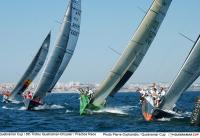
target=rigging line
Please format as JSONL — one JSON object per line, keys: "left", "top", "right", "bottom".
{"left": 137, "top": 6, "right": 147, "bottom": 14}
{"left": 54, "top": 20, "right": 62, "bottom": 25}
{"left": 108, "top": 46, "right": 121, "bottom": 56}
{"left": 179, "top": 33, "right": 195, "bottom": 43}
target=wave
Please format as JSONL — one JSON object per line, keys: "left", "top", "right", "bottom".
{"left": 11, "top": 100, "right": 22, "bottom": 104}
{"left": 65, "top": 109, "right": 72, "bottom": 113}
{"left": 33, "top": 104, "right": 65, "bottom": 111}
{"left": 157, "top": 118, "right": 171, "bottom": 122}
{"left": 2, "top": 106, "right": 23, "bottom": 111}
{"left": 2, "top": 106, "right": 15, "bottom": 110}
{"left": 94, "top": 107, "right": 128, "bottom": 115}
{"left": 18, "top": 106, "right": 27, "bottom": 111}
{"left": 117, "top": 105, "right": 139, "bottom": 111}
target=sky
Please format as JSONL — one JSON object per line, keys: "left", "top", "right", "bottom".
{"left": 0, "top": 0, "right": 200, "bottom": 84}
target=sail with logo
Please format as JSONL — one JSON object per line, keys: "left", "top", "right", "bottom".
{"left": 24, "top": 0, "right": 81, "bottom": 110}
{"left": 80, "top": 0, "right": 172, "bottom": 115}
{"left": 2, "top": 32, "right": 51, "bottom": 103}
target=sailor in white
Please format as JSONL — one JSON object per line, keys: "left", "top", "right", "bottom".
{"left": 160, "top": 87, "right": 166, "bottom": 97}
{"left": 137, "top": 88, "right": 147, "bottom": 103}
{"left": 88, "top": 89, "right": 94, "bottom": 99}
{"left": 139, "top": 88, "right": 146, "bottom": 97}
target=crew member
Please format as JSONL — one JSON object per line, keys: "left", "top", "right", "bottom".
{"left": 24, "top": 91, "right": 33, "bottom": 99}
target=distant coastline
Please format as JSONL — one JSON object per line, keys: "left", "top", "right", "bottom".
{"left": 1, "top": 82, "right": 200, "bottom": 93}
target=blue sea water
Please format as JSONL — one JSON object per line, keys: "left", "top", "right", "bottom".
{"left": 0, "top": 92, "right": 200, "bottom": 132}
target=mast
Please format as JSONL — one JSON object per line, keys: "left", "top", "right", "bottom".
{"left": 160, "top": 35, "right": 200, "bottom": 111}
{"left": 91, "top": 0, "right": 172, "bottom": 107}
{"left": 32, "top": 0, "right": 81, "bottom": 99}
{"left": 8, "top": 32, "right": 51, "bottom": 100}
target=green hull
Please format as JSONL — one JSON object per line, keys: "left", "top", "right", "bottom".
{"left": 80, "top": 94, "right": 103, "bottom": 115}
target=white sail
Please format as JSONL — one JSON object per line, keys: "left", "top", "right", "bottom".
{"left": 48, "top": 0, "right": 81, "bottom": 92}
{"left": 91, "top": 0, "right": 172, "bottom": 107}
{"left": 160, "top": 35, "right": 200, "bottom": 111}
{"left": 8, "top": 32, "right": 51, "bottom": 100}
{"left": 32, "top": 0, "right": 81, "bottom": 99}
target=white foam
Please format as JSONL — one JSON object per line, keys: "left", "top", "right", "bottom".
{"left": 65, "top": 109, "right": 72, "bottom": 113}
{"left": 118, "top": 105, "right": 139, "bottom": 111}
{"left": 94, "top": 107, "right": 128, "bottom": 115}
{"left": 33, "top": 104, "right": 65, "bottom": 110}
{"left": 18, "top": 106, "right": 27, "bottom": 111}
{"left": 2, "top": 106, "right": 15, "bottom": 110}
{"left": 157, "top": 118, "right": 171, "bottom": 121}
{"left": 11, "top": 100, "right": 22, "bottom": 104}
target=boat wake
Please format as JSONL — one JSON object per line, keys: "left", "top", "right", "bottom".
{"left": 94, "top": 107, "right": 129, "bottom": 115}
{"left": 2, "top": 105, "right": 26, "bottom": 111}
{"left": 157, "top": 118, "right": 171, "bottom": 121}
{"left": 2, "top": 106, "right": 16, "bottom": 110}
{"left": 65, "top": 109, "right": 73, "bottom": 113}
{"left": 156, "top": 110, "right": 191, "bottom": 121}
{"left": 118, "top": 105, "right": 139, "bottom": 111}
{"left": 33, "top": 104, "right": 65, "bottom": 110}
{"left": 10, "top": 100, "right": 22, "bottom": 104}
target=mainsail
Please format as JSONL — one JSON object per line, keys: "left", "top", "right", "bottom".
{"left": 48, "top": 1, "right": 81, "bottom": 93}
{"left": 90, "top": 0, "right": 172, "bottom": 107}
{"left": 8, "top": 32, "right": 51, "bottom": 101}
{"left": 32, "top": 0, "right": 81, "bottom": 100}
{"left": 160, "top": 35, "right": 200, "bottom": 111}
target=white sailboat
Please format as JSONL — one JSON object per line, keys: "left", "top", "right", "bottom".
{"left": 2, "top": 32, "right": 51, "bottom": 103}
{"left": 80, "top": 0, "right": 172, "bottom": 115}
{"left": 24, "top": 0, "right": 81, "bottom": 110}
{"left": 142, "top": 35, "right": 200, "bottom": 121}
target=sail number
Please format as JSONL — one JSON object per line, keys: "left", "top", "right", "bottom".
{"left": 72, "top": 23, "right": 80, "bottom": 29}
{"left": 71, "top": 30, "right": 79, "bottom": 36}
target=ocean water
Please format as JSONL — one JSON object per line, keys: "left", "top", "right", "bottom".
{"left": 0, "top": 92, "right": 200, "bottom": 132}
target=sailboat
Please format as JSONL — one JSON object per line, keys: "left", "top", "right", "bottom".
{"left": 2, "top": 32, "right": 51, "bottom": 103}
{"left": 141, "top": 35, "right": 200, "bottom": 121}
{"left": 24, "top": 0, "right": 81, "bottom": 110}
{"left": 80, "top": 0, "right": 172, "bottom": 115}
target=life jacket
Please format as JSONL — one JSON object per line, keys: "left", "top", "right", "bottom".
{"left": 25, "top": 92, "right": 33, "bottom": 99}
{"left": 3, "top": 91, "right": 11, "bottom": 97}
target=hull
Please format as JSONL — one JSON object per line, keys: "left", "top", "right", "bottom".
{"left": 2, "top": 97, "right": 12, "bottom": 104}
{"left": 24, "top": 99, "right": 42, "bottom": 110}
{"left": 80, "top": 94, "right": 103, "bottom": 115}
{"left": 153, "top": 109, "right": 175, "bottom": 119}
{"left": 141, "top": 96, "right": 175, "bottom": 121}
{"left": 141, "top": 96, "right": 154, "bottom": 121}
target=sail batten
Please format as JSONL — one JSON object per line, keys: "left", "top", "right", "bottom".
{"left": 160, "top": 35, "right": 200, "bottom": 111}
{"left": 91, "top": 0, "right": 172, "bottom": 107}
